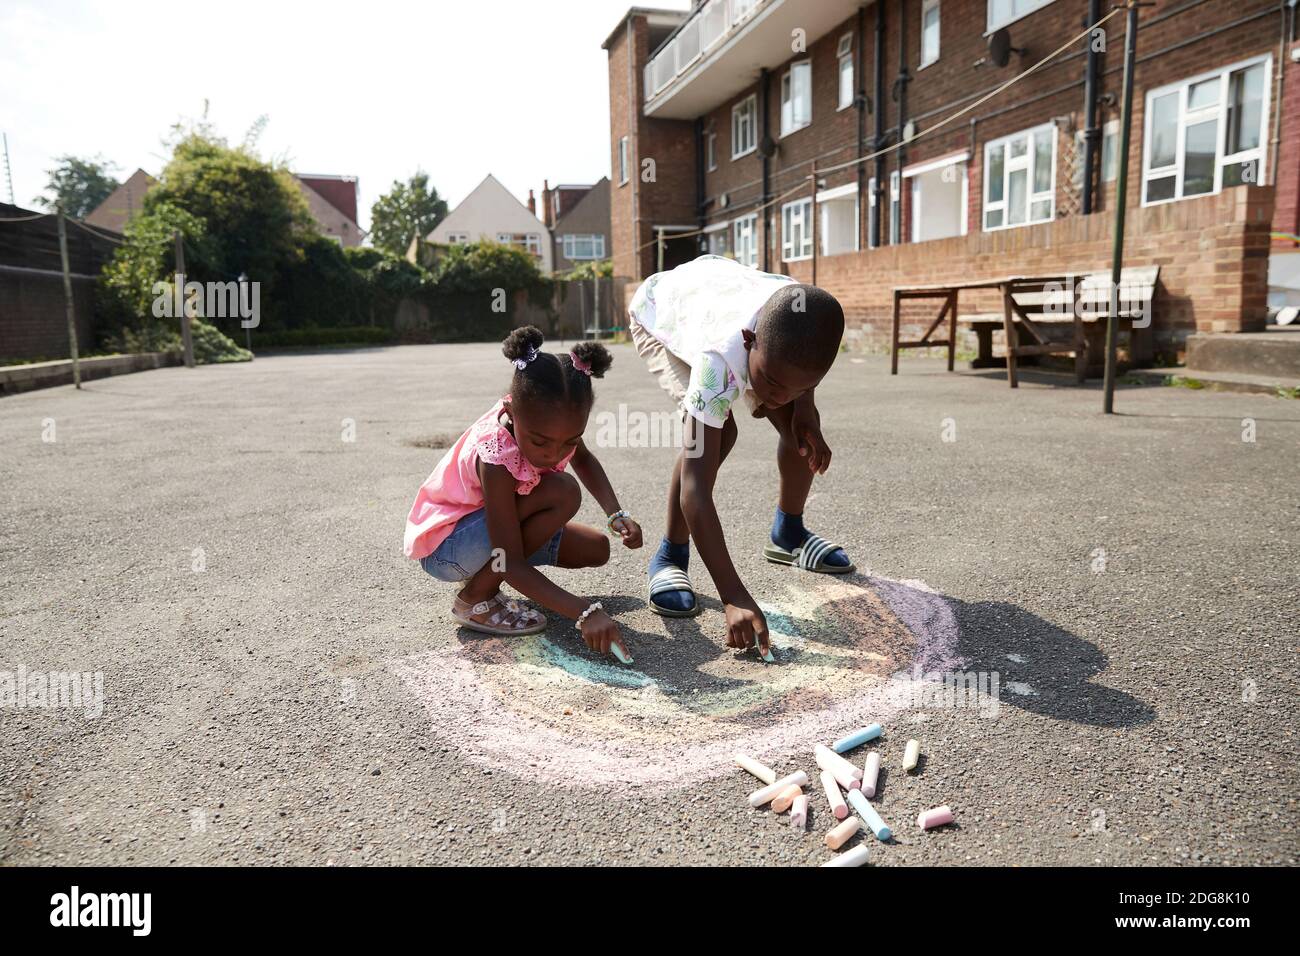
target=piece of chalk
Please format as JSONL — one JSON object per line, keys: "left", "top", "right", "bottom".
{"left": 771, "top": 784, "right": 802, "bottom": 814}
{"left": 918, "top": 805, "right": 954, "bottom": 830}
{"left": 824, "top": 816, "right": 861, "bottom": 850}
{"left": 846, "top": 788, "right": 892, "bottom": 841}
{"left": 734, "top": 753, "right": 777, "bottom": 785}
{"left": 756, "top": 643, "right": 775, "bottom": 663}
{"left": 903, "top": 739, "right": 921, "bottom": 772}
{"left": 748, "top": 770, "right": 809, "bottom": 808}
{"left": 815, "top": 744, "right": 863, "bottom": 791}
{"left": 821, "top": 844, "right": 870, "bottom": 867}
{"left": 861, "top": 752, "right": 881, "bottom": 798}
{"left": 610, "top": 642, "right": 633, "bottom": 665}
{"left": 819, "top": 770, "right": 849, "bottom": 821}
{"left": 832, "top": 724, "right": 883, "bottom": 753}
{"left": 790, "top": 794, "right": 808, "bottom": 829}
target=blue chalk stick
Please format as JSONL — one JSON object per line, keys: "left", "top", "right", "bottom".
{"left": 610, "top": 642, "right": 633, "bottom": 665}
{"left": 846, "top": 788, "right": 893, "bottom": 841}
{"left": 832, "top": 724, "right": 883, "bottom": 753}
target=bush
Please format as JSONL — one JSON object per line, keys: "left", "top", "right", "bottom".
{"left": 191, "top": 318, "right": 252, "bottom": 363}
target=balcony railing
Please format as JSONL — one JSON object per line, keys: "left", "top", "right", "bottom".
{"left": 644, "top": 0, "right": 765, "bottom": 104}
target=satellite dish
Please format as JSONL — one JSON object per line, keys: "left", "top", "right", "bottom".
{"left": 986, "top": 28, "right": 1025, "bottom": 68}
{"left": 719, "top": 192, "right": 730, "bottom": 208}
{"left": 758, "top": 134, "right": 777, "bottom": 158}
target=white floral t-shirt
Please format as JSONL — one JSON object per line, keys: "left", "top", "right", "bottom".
{"left": 628, "top": 255, "right": 795, "bottom": 429}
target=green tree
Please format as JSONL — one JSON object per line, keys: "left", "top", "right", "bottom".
{"left": 370, "top": 171, "right": 449, "bottom": 257}
{"left": 35, "top": 155, "right": 120, "bottom": 218}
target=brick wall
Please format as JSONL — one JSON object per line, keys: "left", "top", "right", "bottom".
{"left": 1274, "top": 40, "right": 1300, "bottom": 245}
{"left": 779, "top": 185, "right": 1274, "bottom": 358}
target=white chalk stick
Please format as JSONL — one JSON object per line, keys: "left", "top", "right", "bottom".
{"left": 824, "top": 816, "right": 861, "bottom": 850}
{"left": 815, "top": 744, "right": 862, "bottom": 792}
{"left": 903, "top": 739, "right": 921, "bottom": 772}
{"left": 819, "top": 770, "right": 849, "bottom": 821}
{"left": 821, "top": 844, "right": 870, "bottom": 867}
{"left": 747, "top": 770, "right": 809, "bottom": 808}
{"left": 772, "top": 784, "right": 802, "bottom": 814}
{"left": 790, "top": 794, "right": 808, "bottom": 829}
{"left": 861, "top": 752, "right": 881, "bottom": 798}
{"left": 734, "top": 753, "right": 777, "bottom": 785}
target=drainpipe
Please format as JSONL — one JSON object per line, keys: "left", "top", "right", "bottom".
{"left": 872, "top": 3, "right": 886, "bottom": 248}
{"left": 1081, "top": 0, "right": 1102, "bottom": 214}
{"left": 856, "top": 4, "right": 868, "bottom": 251}
{"left": 1269, "top": 0, "right": 1295, "bottom": 192}
{"left": 626, "top": 17, "right": 640, "bottom": 278}
{"left": 760, "top": 67, "right": 772, "bottom": 272}
{"left": 895, "top": 0, "right": 910, "bottom": 244}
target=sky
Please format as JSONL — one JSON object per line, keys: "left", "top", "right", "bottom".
{"left": 0, "top": 0, "right": 692, "bottom": 232}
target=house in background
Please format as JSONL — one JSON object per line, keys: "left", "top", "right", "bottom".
{"left": 537, "top": 177, "right": 611, "bottom": 273}
{"left": 605, "top": 0, "right": 1295, "bottom": 358}
{"left": 84, "top": 168, "right": 157, "bottom": 234}
{"left": 428, "top": 173, "right": 552, "bottom": 272}
{"left": 84, "top": 169, "right": 363, "bottom": 245}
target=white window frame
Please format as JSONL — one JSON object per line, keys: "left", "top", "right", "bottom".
{"left": 982, "top": 122, "right": 1057, "bottom": 231}
{"left": 905, "top": 152, "right": 969, "bottom": 242}
{"left": 986, "top": 0, "right": 1054, "bottom": 34}
{"left": 780, "top": 61, "right": 812, "bottom": 137}
{"left": 816, "top": 182, "right": 860, "bottom": 255}
{"left": 889, "top": 170, "right": 901, "bottom": 244}
{"left": 1140, "top": 54, "right": 1272, "bottom": 208}
{"left": 867, "top": 176, "right": 878, "bottom": 248}
{"left": 732, "top": 95, "right": 757, "bottom": 159}
{"left": 497, "top": 232, "right": 542, "bottom": 256}
{"left": 920, "top": 0, "right": 941, "bottom": 69}
{"left": 781, "top": 197, "right": 813, "bottom": 261}
{"left": 837, "top": 33, "right": 854, "bottom": 111}
{"left": 706, "top": 132, "right": 717, "bottom": 172}
{"left": 733, "top": 213, "right": 758, "bottom": 267}
{"left": 561, "top": 234, "right": 605, "bottom": 260}
{"left": 618, "top": 136, "right": 629, "bottom": 185}
{"left": 704, "top": 221, "right": 730, "bottom": 257}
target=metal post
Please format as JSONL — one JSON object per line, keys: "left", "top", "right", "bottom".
{"left": 1103, "top": 2, "right": 1149, "bottom": 414}
{"left": 174, "top": 230, "right": 195, "bottom": 368}
{"left": 55, "top": 206, "right": 81, "bottom": 389}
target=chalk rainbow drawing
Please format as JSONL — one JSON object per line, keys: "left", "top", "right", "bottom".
{"left": 390, "top": 574, "right": 963, "bottom": 790}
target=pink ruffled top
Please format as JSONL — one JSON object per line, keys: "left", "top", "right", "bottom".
{"left": 403, "top": 397, "right": 576, "bottom": 560}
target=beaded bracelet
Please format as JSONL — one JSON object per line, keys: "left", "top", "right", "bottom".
{"left": 606, "top": 509, "right": 631, "bottom": 535}
{"left": 575, "top": 601, "right": 603, "bottom": 631}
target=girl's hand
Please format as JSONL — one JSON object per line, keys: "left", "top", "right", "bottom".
{"left": 610, "top": 516, "right": 643, "bottom": 549}
{"left": 579, "top": 608, "right": 628, "bottom": 659}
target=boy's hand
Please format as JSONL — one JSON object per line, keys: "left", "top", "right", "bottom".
{"left": 724, "top": 598, "right": 770, "bottom": 656}
{"left": 790, "top": 400, "right": 832, "bottom": 475}
{"left": 610, "top": 515, "right": 643, "bottom": 549}
{"left": 579, "top": 608, "right": 628, "bottom": 659}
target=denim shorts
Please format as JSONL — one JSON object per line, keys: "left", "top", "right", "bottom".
{"left": 419, "top": 508, "right": 564, "bottom": 583}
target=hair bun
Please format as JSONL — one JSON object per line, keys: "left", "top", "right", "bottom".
{"left": 570, "top": 341, "right": 613, "bottom": 379}
{"left": 502, "top": 326, "right": 545, "bottom": 363}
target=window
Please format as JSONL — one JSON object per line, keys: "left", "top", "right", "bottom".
{"left": 446, "top": 232, "right": 469, "bottom": 245}
{"left": 497, "top": 233, "right": 542, "bottom": 256}
{"left": 1142, "top": 56, "right": 1270, "bottom": 206}
{"left": 706, "top": 133, "right": 717, "bottom": 172}
{"left": 837, "top": 34, "right": 854, "bottom": 111}
{"left": 732, "top": 95, "right": 757, "bottom": 158}
{"left": 906, "top": 155, "right": 967, "bottom": 242}
{"left": 781, "top": 198, "right": 813, "bottom": 261}
{"left": 867, "top": 176, "right": 878, "bottom": 248}
{"left": 561, "top": 234, "right": 605, "bottom": 260}
{"left": 780, "top": 61, "right": 812, "bottom": 136}
{"left": 705, "top": 224, "right": 729, "bottom": 257}
{"left": 983, "top": 123, "right": 1056, "bottom": 230}
{"left": 618, "top": 136, "right": 629, "bottom": 185}
{"left": 1073, "top": 120, "right": 1119, "bottom": 193}
{"left": 733, "top": 213, "right": 757, "bottom": 267}
{"left": 920, "top": 0, "right": 940, "bottom": 68}
{"left": 987, "top": 0, "right": 1054, "bottom": 33}
{"left": 889, "top": 170, "right": 901, "bottom": 244}
{"left": 818, "top": 183, "right": 859, "bottom": 256}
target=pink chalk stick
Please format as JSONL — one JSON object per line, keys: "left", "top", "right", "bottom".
{"left": 790, "top": 794, "right": 808, "bottom": 829}
{"left": 819, "top": 770, "right": 849, "bottom": 821}
{"left": 815, "top": 744, "right": 863, "bottom": 792}
{"left": 861, "top": 752, "right": 881, "bottom": 798}
{"left": 918, "top": 804, "right": 954, "bottom": 830}
{"left": 772, "top": 784, "right": 803, "bottom": 814}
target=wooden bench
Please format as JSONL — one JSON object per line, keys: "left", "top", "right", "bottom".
{"left": 963, "top": 266, "right": 1159, "bottom": 386}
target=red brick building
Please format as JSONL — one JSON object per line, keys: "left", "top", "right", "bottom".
{"left": 605, "top": 0, "right": 1297, "bottom": 357}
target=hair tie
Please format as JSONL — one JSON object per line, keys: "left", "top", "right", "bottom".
{"left": 512, "top": 345, "right": 540, "bottom": 371}
{"left": 569, "top": 351, "right": 592, "bottom": 376}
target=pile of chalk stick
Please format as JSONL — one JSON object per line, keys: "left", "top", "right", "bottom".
{"left": 736, "top": 724, "right": 954, "bottom": 867}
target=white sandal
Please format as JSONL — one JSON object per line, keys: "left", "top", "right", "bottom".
{"left": 452, "top": 594, "right": 546, "bottom": 636}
